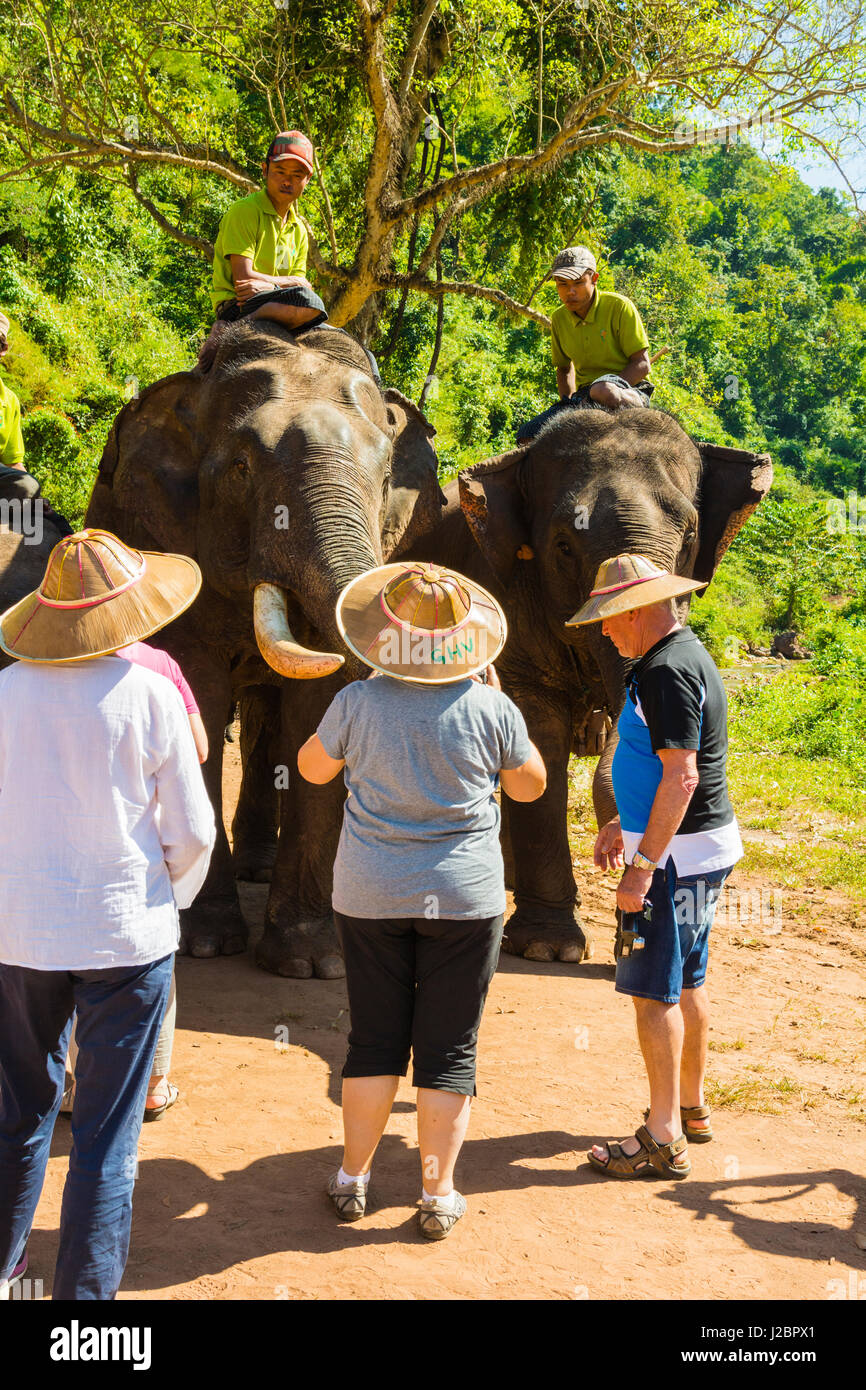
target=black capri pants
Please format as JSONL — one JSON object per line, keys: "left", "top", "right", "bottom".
{"left": 333, "top": 912, "right": 505, "bottom": 1096}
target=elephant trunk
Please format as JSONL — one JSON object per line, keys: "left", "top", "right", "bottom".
{"left": 253, "top": 584, "right": 345, "bottom": 680}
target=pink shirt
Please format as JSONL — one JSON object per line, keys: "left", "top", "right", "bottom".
{"left": 117, "top": 641, "right": 200, "bottom": 716}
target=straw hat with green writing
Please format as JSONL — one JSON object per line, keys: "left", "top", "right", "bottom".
{"left": 336, "top": 562, "right": 507, "bottom": 683}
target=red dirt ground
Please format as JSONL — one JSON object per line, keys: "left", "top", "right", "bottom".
{"left": 26, "top": 737, "right": 866, "bottom": 1301}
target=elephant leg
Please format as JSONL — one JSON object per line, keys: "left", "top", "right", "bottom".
{"left": 232, "top": 686, "right": 281, "bottom": 883}
{"left": 175, "top": 653, "right": 249, "bottom": 958}
{"left": 500, "top": 708, "right": 593, "bottom": 965}
{"left": 254, "top": 676, "right": 346, "bottom": 981}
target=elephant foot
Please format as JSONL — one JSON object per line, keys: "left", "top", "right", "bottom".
{"left": 501, "top": 911, "right": 593, "bottom": 964}
{"left": 255, "top": 915, "right": 345, "bottom": 980}
{"left": 232, "top": 838, "right": 278, "bottom": 884}
{"left": 179, "top": 899, "right": 249, "bottom": 958}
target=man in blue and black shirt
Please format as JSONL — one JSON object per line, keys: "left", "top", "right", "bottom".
{"left": 568, "top": 553, "right": 743, "bottom": 1181}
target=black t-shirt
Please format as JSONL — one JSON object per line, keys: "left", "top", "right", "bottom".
{"left": 628, "top": 627, "right": 734, "bottom": 836}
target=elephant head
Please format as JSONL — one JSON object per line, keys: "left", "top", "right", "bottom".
{"left": 88, "top": 322, "right": 444, "bottom": 679}
{"left": 458, "top": 408, "right": 772, "bottom": 644}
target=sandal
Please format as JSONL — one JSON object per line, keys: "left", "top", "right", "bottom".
{"left": 642, "top": 1104, "right": 713, "bottom": 1144}
{"left": 587, "top": 1124, "right": 691, "bottom": 1179}
{"left": 418, "top": 1191, "right": 467, "bottom": 1240}
{"left": 680, "top": 1104, "right": 713, "bottom": 1143}
{"left": 143, "top": 1080, "right": 179, "bottom": 1123}
{"left": 327, "top": 1170, "right": 368, "bottom": 1221}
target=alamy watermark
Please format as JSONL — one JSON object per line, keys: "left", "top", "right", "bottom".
{"left": 0, "top": 498, "right": 45, "bottom": 545}
{"left": 674, "top": 105, "right": 788, "bottom": 148}
{"left": 826, "top": 492, "right": 866, "bottom": 534}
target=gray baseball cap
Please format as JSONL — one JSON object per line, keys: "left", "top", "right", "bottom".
{"left": 549, "top": 245, "right": 597, "bottom": 280}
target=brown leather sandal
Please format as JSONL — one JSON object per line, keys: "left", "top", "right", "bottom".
{"left": 587, "top": 1124, "right": 691, "bottom": 1179}
{"left": 642, "top": 1103, "right": 714, "bottom": 1143}
{"left": 680, "top": 1104, "right": 713, "bottom": 1143}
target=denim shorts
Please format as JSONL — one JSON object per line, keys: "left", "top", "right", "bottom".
{"left": 614, "top": 859, "right": 731, "bottom": 1004}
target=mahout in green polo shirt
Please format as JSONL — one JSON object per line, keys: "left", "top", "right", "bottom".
{"left": 211, "top": 189, "right": 308, "bottom": 314}
{"left": 550, "top": 290, "right": 649, "bottom": 387}
{"left": 0, "top": 378, "right": 25, "bottom": 469}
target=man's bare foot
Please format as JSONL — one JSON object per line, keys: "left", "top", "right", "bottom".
{"left": 198, "top": 319, "right": 229, "bottom": 371}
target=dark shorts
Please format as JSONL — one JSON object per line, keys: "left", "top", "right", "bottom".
{"left": 334, "top": 911, "right": 505, "bottom": 1096}
{"left": 215, "top": 283, "right": 328, "bottom": 325}
{"left": 516, "top": 376, "right": 653, "bottom": 443}
{"left": 614, "top": 858, "right": 731, "bottom": 1004}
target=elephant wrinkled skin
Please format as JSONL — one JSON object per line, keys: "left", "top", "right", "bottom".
{"left": 406, "top": 408, "right": 772, "bottom": 964}
{"left": 84, "top": 321, "right": 444, "bottom": 976}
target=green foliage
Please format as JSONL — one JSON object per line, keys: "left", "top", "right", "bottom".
{"left": 20, "top": 408, "right": 93, "bottom": 525}
{"left": 729, "top": 622, "right": 866, "bottom": 775}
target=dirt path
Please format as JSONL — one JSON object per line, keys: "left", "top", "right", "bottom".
{"left": 28, "top": 739, "right": 866, "bottom": 1301}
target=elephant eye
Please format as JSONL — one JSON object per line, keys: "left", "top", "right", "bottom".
{"left": 234, "top": 457, "right": 249, "bottom": 476}
{"left": 556, "top": 538, "right": 572, "bottom": 556}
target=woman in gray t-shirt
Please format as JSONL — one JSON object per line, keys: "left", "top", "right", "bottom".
{"left": 298, "top": 562, "right": 546, "bottom": 1240}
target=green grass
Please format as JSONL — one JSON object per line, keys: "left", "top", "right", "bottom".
{"left": 705, "top": 1073, "right": 807, "bottom": 1114}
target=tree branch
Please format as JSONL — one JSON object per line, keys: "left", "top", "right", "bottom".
{"left": 125, "top": 171, "right": 213, "bottom": 258}
{"left": 379, "top": 270, "right": 551, "bottom": 327}
{"left": 398, "top": 0, "right": 440, "bottom": 102}
{"left": 1, "top": 87, "right": 255, "bottom": 189}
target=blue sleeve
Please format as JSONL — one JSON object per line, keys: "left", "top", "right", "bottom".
{"left": 316, "top": 686, "right": 352, "bottom": 760}
{"left": 496, "top": 692, "right": 534, "bottom": 769}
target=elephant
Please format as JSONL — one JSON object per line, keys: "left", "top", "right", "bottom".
{"left": 402, "top": 406, "right": 773, "bottom": 963}
{"left": 84, "top": 319, "right": 444, "bottom": 976}
{"left": 0, "top": 508, "right": 70, "bottom": 670}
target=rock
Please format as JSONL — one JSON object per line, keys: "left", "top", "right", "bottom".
{"left": 747, "top": 645, "right": 772, "bottom": 657}
{"left": 771, "top": 630, "right": 812, "bottom": 660}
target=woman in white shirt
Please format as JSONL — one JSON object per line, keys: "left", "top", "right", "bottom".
{"left": 0, "top": 529, "right": 215, "bottom": 1301}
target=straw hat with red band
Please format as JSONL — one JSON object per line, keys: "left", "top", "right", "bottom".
{"left": 0, "top": 529, "right": 202, "bottom": 663}
{"left": 566, "top": 554, "right": 707, "bottom": 628}
{"left": 336, "top": 562, "right": 507, "bottom": 684}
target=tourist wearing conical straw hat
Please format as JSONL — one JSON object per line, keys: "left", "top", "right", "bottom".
{"left": 0, "top": 529, "right": 215, "bottom": 1301}
{"left": 567, "top": 554, "right": 743, "bottom": 1181}
{"left": 298, "top": 561, "right": 547, "bottom": 1239}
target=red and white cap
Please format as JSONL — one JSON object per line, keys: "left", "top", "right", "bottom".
{"left": 265, "top": 130, "right": 314, "bottom": 173}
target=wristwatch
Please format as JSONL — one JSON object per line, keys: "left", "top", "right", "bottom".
{"left": 631, "top": 850, "right": 657, "bottom": 872}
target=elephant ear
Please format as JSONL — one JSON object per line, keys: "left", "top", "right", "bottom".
{"left": 87, "top": 371, "right": 202, "bottom": 556}
{"left": 458, "top": 447, "right": 532, "bottom": 586}
{"left": 693, "top": 442, "right": 773, "bottom": 583}
{"left": 381, "top": 388, "right": 446, "bottom": 559}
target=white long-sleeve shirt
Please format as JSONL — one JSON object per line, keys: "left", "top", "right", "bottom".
{"left": 0, "top": 655, "right": 216, "bottom": 969}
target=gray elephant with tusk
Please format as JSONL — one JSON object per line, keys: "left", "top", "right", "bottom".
{"left": 83, "top": 320, "right": 444, "bottom": 975}
{"left": 405, "top": 407, "right": 773, "bottom": 964}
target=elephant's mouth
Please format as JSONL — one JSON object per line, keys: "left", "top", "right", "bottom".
{"left": 253, "top": 583, "right": 345, "bottom": 680}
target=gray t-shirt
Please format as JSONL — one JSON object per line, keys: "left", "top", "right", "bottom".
{"left": 317, "top": 676, "right": 533, "bottom": 919}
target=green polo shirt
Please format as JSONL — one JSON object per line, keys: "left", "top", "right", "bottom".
{"left": 211, "top": 189, "right": 308, "bottom": 312}
{"left": 0, "top": 378, "right": 24, "bottom": 468}
{"left": 550, "top": 290, "right": 649, "bottom": 386}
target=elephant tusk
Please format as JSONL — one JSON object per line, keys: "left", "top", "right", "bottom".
{"left": 253, "top": 584, "right": 345, "bottom": 680}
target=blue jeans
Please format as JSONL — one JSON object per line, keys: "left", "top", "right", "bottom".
{"left": 0, "top": 954, "right": 173, "bottom": 1300}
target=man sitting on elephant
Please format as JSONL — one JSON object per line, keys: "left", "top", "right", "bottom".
{"left": 516, "top": 246, "right": 653, "bottom": 443}
{"left": 198, "top": 130, "right": 329, "bottom": 370}
{"left": 0, "top": 311, "right": 72, "bottom": 539}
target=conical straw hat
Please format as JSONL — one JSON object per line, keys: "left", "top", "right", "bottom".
{"left": 0, "top": 529, "right": 201, "bottom": 663}
{"left": 566, "top": 553, "right": 706, "bottom": 627}
{"left": 336, "top": 562, "right": 507, "bottom": 683}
